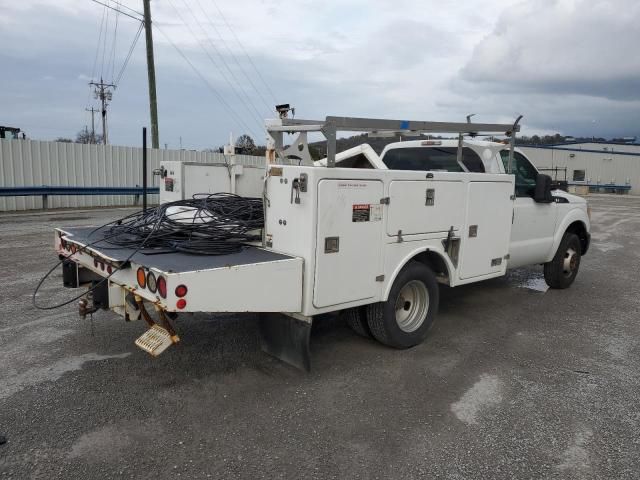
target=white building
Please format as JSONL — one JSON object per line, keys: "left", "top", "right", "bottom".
{"left": 520, "top": 142, "right": 640, "bottom": 195}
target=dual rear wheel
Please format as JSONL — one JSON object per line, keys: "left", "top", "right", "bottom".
{"left": 345, "top": 261, "right": 439, "bottom": 349}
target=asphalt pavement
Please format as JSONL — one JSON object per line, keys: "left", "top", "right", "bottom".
{"left": 0, "top": 195, "right": 639, "bottom": 479}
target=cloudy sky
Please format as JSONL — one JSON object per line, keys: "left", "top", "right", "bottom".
{"left": 1, "top": 0, "right": 638, "bottom": 149}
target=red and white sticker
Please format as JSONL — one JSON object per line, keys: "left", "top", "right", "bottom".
{"left": 352, "top": 204, "right": 383, "bottom": 222}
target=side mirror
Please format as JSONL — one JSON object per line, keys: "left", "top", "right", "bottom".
{"left": 534, "top": 173, "right": 554, "bottom": 203}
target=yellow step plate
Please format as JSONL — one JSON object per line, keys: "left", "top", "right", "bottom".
{"left": 135, "top": 324, "right": 174, "bottom": 357}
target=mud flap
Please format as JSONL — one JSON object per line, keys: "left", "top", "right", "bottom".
{"left": 259, "top": 313, "right": 312, "bottom": 372}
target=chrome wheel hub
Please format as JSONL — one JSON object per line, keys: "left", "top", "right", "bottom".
{"left": 563, "top": 247, "right": 578, "bottom": 277}
{"left": 395, "top": 280, "right": 429, "bottom": 333}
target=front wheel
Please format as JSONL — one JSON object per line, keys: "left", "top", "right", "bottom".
{"left": 366, "top": 261, "right": 439, "bottom": 349}
{"left": 544, "top": 233, "right": 581, "bottom": 289}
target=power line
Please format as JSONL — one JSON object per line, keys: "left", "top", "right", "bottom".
{"left": 209, "top": 0, "right": 278, "bottom": 105}
{"left": 90, "top": 4, "right": 107, "bottom": 83}
{"left": 114, "top": 21, "right": 143, "bottom": 86}
{"left": 88, "top": 4, "right": 107, "bottom": 111}
{"left": 154, "top": 23, "right": 260, "bottom": 139}
{"left": 109, "top": 0, "right": 120, "bottom": 82}
{"left": 165, "top": 0, "right": 264, "bottom": 133}
{"left": 176, "top": 0, "right": 266, "bottom": 126}
{"left": 193, "top": 0, "right": 272, "bottom": 115}
{"left": 100, "top": 1, "right": 110, "bottom": 80}
{"left": 88, "top": 0, "right": 143, "bottom": 22}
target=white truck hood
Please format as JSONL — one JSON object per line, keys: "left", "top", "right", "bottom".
{"left": 552, "top": 190, "right": 587, "bottom": 204}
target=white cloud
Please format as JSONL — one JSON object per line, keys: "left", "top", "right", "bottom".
{"left": 0, "top": 0, "right": 637, "bottom": 146}
{"left": 460, "top": 0, "right": 640, "bottom": 100}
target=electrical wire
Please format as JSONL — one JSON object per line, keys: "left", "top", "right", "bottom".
{"left": 33, "top": 222, "right": 156, "bottom": 311}
{"left": 88, "top": 3, "right": 108, "bottom": 109}
{"left": 114, "top": 21, "right": 143, "bottom": 86}
{"left": 154, "top": 23, "right": 260, "bottom": 139}
{"left": 100, "top": 0, "right": 110, "bottom": 80}
{"left": 165, "top": 0, "right": 265, "bottom": 134}
{"left": 101, "top": 193, "right": 264, "bottom": 255}
{"left": 193, "top": 0, "right": 272, "bottom": 116}
{"left": 90, "top": 3, "right": 107, "bottom": 83}
{"left": 33, "top": 194, "right": 264, "bottom": 311}
{"left": 88, "top": 0, "right": 143, "bottom": 21}
{"left": 109, "top": 0, "right": 120, "bottom": 83}
{"left": 209, "top": 0, "right": 278, "bottom": 105}
{"left": 179, "top": 0, "right": 268, "bottom": 122}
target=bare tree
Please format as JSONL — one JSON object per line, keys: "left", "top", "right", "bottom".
{"left": 75, "top": 129, "right": 103, "bottom": 144}
{"left": 235, "top": 134, "right": 256, "bottom": 154}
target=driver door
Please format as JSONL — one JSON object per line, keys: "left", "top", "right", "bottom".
{"left": 502, "top": 151, "right": 557, "bottom": 268}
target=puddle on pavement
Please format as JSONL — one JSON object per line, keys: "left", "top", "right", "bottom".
{"left": 507, "top": 269, "right": 549, "bottom": 293}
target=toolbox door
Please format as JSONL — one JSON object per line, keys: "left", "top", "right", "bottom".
{"left": 313, "top": 179, "right": 384, "bottom": 308}
{"left": 459, "top": 181, "right": 514, "bottom": 280}
{"left": 387, "top": 180, "right": 465, "bottom": 236}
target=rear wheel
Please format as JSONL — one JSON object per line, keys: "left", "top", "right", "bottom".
{"left": 344, "top": 307, "right": 370, "bottom": 337}
{"left": 366, "top": 261, "right": 439, "bottom": 349}
{"left": 544, "top": 233, "right": 581, "bottom": 289}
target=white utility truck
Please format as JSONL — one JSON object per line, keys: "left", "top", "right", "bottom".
{"left": 51, "top": 116, "right": 591, "bottom": 370}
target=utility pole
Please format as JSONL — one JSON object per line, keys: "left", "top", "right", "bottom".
{"left": 143, "top": 0, "right": 159, "bottom": 148}
{"left": 85, "top": 106, "right": 98, "bottom": 143}
{"left": 90, "top": 78, "right": 115, "bottom": 145}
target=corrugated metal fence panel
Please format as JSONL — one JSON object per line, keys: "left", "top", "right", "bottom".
{"left": 521, "top": 146, "right": 640, "bottom": 195}
{"left": 0, "top": 139, "right": 266, "bottom": 211}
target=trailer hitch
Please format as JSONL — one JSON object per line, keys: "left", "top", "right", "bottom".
{"left": 78, "top": 297, "right": 98, "bottom": 319}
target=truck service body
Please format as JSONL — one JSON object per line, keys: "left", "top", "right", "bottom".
{"left": 52, "top": 116, "right": 591, "bottom": 370}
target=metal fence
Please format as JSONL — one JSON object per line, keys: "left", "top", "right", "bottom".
{"left": 0, "top": 139, "right": 266, "bottom": 211}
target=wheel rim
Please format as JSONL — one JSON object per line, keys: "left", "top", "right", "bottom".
{"left": 395, "top": 280, "right": 429, "bottom": 333}
{"left": 562, "top": 247, "right": 578, "bottom": 277}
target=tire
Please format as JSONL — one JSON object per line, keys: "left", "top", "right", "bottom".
{"left": 344, "top": 307, "right": 371, "bottom": 337}
{"left": 366, "top": 261, "right": 439, "bottom": 349}
{"left": 544, "top": 233, "right": 581, "bottom": 289}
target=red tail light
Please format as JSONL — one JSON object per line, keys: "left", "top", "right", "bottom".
{"left": 175, "top": 285, "right": 188, "bottom": 297}
{"left": 157, "top": 276, "right": 167, "bottom": 298}
{"left": 176, "top": 298, "right": 187, "bottom": 309}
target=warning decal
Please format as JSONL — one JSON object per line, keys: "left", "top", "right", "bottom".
{"left": 352, "top": 204, "right": 371, "bottom": 222}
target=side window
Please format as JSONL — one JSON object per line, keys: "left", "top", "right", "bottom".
{"left": 500, "top": 150, "right": 538, "bottom": 197}
{"left": 461, "top": 149, "right": 485, "bottom": 173}
{"left": 572, "top": 169, "right": 585, "bottom": 182}
{"left": 381, "top": 147, "right": 484, "bottom": 172}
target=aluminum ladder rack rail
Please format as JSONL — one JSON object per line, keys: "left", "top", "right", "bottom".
{"left": 265, "top": 115, "right": 523, "bottom": 171}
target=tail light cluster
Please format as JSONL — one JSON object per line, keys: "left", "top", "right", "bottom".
{"left": 60, "top": 237, "right": 115, "bottom": 274}
{"left": 136, "top": 268, "right": 186, "bottom": 309}
{"left": 93, "top": 257, "right": 113, "bottom": 274}
{"left": 59, "top": 238, "right": 77, "bottom": 254}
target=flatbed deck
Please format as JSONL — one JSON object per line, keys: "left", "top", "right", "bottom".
{"left": 60, "top": 226, "right": 292, "bottom": 273}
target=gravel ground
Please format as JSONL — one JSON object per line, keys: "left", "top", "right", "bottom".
{"left": 0, "top": 195, "right": 639, "bottom": 479}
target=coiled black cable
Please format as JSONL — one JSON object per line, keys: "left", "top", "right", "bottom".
{"left": 101, "top": 193, "right": 264, "bottom": 255}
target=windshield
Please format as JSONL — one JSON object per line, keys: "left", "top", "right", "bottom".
{"left": 381, "top": 147, "right": 484, "bottom": 172}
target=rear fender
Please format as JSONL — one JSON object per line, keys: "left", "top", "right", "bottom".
{"left": 383, "top": 246, "right": 454, "bottom": 301}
